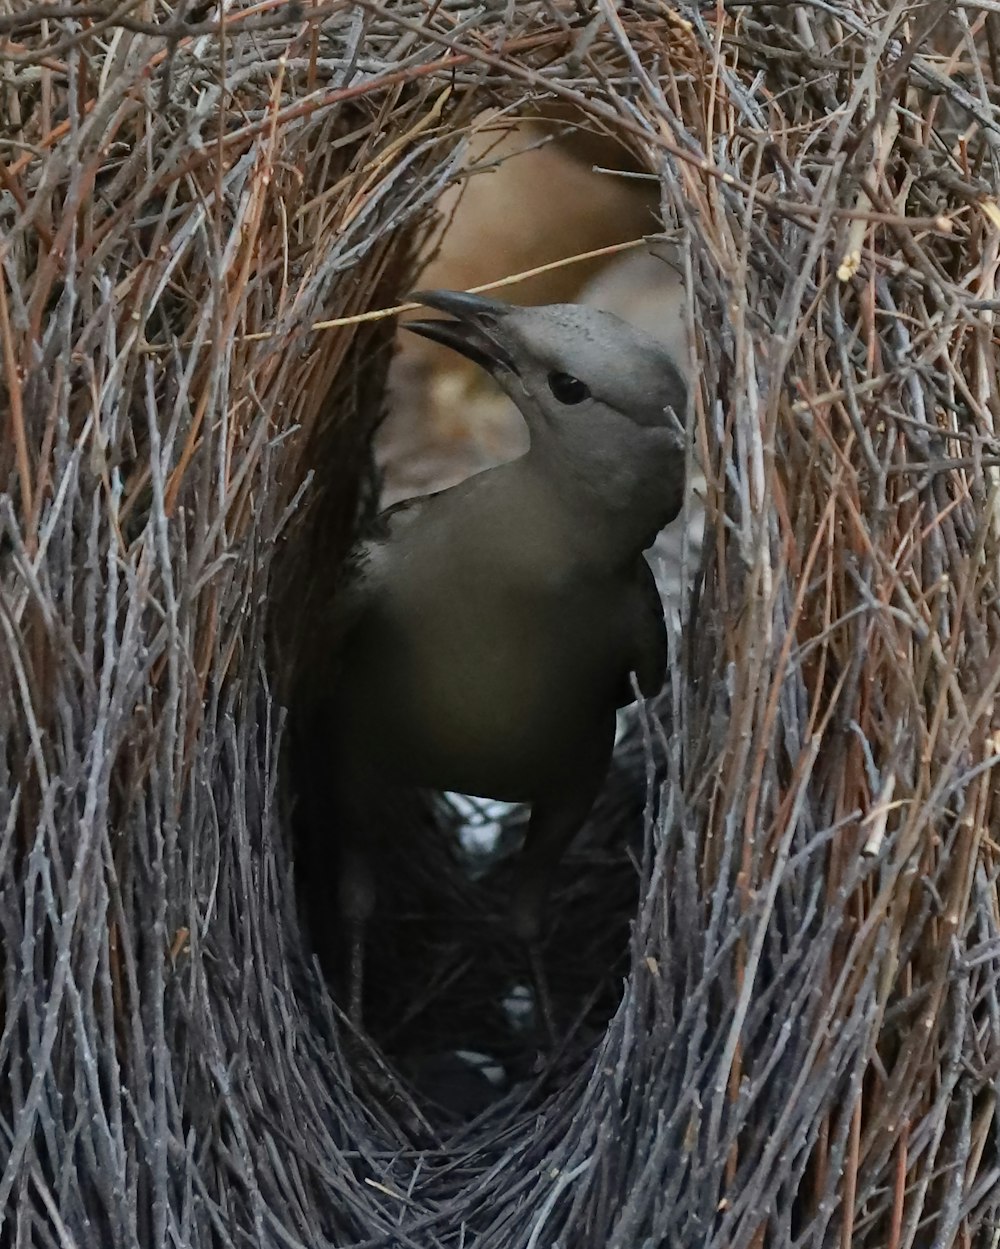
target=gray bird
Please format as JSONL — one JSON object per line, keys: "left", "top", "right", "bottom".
{"left": 293, "top": 290, "right": 688, "bottom": 1028}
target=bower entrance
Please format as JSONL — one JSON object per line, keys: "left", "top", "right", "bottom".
{"left": 282, "top": 108, "right": 678, "bottom": 1122}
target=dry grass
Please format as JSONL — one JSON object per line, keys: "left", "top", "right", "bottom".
{"left": 1, "top": 1, "right": 999, "bottom": 1246}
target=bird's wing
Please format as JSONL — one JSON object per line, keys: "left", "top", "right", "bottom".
{"left": 367, "top": 488, "right": 443, "bottom": 544}
{"left": 322, "top": 489, "right": 446, "bottom": 648}
{"left": 629, "top": 555, "right": 668, "bottom": 699}
{"left": 291, "top": 490, "right": 444, "bottom": 729}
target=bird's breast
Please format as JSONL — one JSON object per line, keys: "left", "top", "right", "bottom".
{"left": 336, "top": 571, "right": 628, "bottom": 801}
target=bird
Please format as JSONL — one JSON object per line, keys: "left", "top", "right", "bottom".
{"left": 292, "top": 289, "right": 688, "bottom": 1031}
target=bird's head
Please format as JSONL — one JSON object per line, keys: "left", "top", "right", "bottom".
{"left": 405, "top": 289, "right": 689, "bottom": 536}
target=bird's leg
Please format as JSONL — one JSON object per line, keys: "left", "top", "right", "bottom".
{"left": 509, "top": 752, "right": 611, "bottom": 944}
{"left": 509, "top": 725, "right": 614, "bottom": 1040}
{"left": 510, "top": 797, "right": 585, "bottom": 1045}
{"left": 337, "top": 842, "right": 375, "bottom": 1029}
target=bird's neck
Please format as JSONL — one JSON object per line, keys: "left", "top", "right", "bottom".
{"left": 518, "top": 419, "right": 682, "bottom": 568}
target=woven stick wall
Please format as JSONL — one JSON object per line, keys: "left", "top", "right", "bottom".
{"left": 2, "top": 2, "right": 999, "bottom": 1246}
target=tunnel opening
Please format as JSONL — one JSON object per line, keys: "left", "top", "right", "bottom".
{"left": 278, "top": 109, "right": 692, "bottom": 1131}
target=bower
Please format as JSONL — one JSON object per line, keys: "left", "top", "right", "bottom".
{"left": 1, "top": 4, "right": 998, "bottom": 1247}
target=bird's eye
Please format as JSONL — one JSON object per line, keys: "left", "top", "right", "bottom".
{"left": 547, "top": 371, "right": 590, "bottom": 405}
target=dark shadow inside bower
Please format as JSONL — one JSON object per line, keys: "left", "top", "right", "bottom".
{"left": 289, "top": 711, "right": 657, "bottom": 1127}
{"left": 279, "top": 114, "right": 673, "bottom": 1129}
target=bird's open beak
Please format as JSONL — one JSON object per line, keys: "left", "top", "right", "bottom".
{"left": 404, "top": 290, "right": 517, "bottom": 377}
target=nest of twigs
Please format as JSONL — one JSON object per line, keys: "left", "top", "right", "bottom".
{"left": 2, "top": 2, "right": 1000, "bottom": 1246}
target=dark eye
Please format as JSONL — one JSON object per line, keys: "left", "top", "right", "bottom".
{"left": 547, "top": 371, "right": 590, "bottom": 405}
